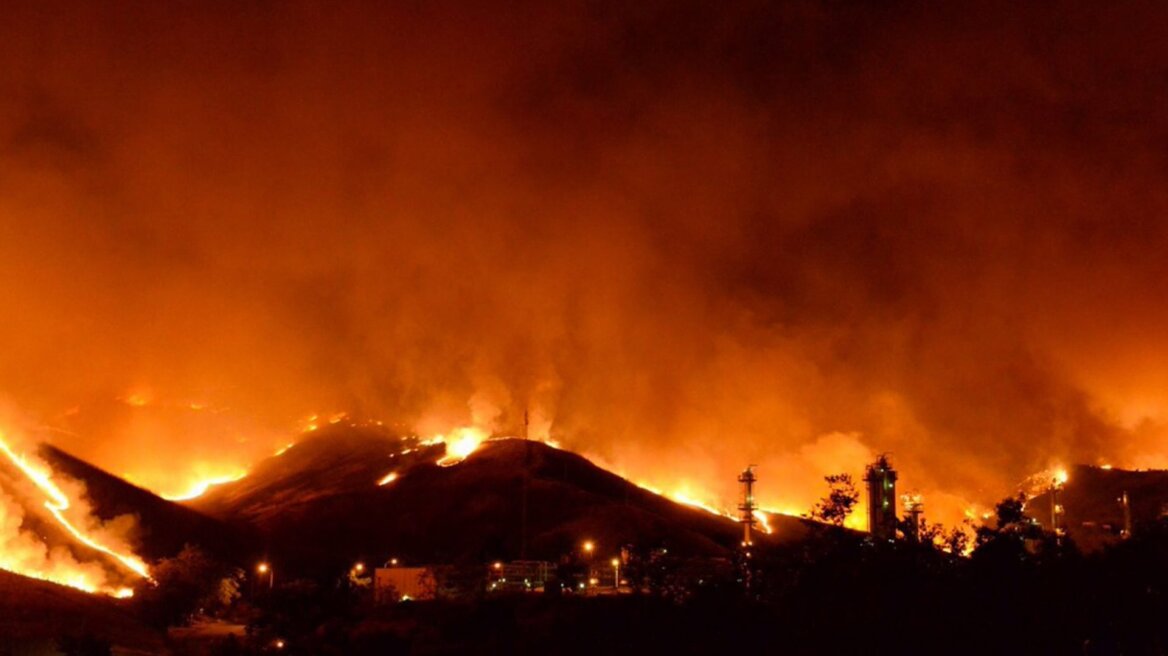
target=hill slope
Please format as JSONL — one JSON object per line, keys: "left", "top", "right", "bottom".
{"left": 0, "top": 569, "right": 162, "bottom": 652}
{"left": 1030, "top": 464, "right": 1168, "bottom": 551}
{"left": 191, "top": 426, "right": 810, "bottom": 570}
{"left": 40, "top": 444, "right": 252, "bottom": 563}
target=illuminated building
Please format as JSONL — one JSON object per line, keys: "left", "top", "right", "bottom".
{"left": 865, "top": 455, "right": 898, "bottom": 541}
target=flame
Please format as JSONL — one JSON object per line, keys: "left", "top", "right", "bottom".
{"left": 122, "top": 392, "right": 151, "bottom": 407}
{"left": 431, "top": 427, "right": 490, "bottom": 466}
{"left": 301, "top": 414, "right": 320, "bottom": 433}
{"left": 162, "top": 471, "right": 247, "bottom": 501}
{"left": 752, "top": 509, "right": 773, "bottom": 535}
{"left": 1021, "top": 466, "right": 1071, "bottom": 499}
{"left": 668, "top": 489, "right": 734, "bottom": 520}
{"left": 0, "top": 432, "right": 151, "bottom": 595}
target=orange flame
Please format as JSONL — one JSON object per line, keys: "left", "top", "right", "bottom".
{"left": 430, "top": 427, "right": 490, "bottom": 466}
{"left": 162, "top": 471, "right": 248, "bottom": 501}
{"left": 0, "top": 432, "right": 152, "bottom": 595}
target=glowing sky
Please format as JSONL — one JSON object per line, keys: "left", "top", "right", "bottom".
{"left": 2, "top": 1, "right": 1168, "bottom": 521}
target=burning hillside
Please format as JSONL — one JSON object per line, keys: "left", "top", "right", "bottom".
{"left": 0, "top": 430, "right": 150, "bottom": 597}
{"left": 1029, "top": 464, "right": 1168, "bottom": 552}
{"left": 2, "top": 1, "right": 1168, "bottom": 551}
{"left": 186, "top": 424, "right": 809, "bottom": 570}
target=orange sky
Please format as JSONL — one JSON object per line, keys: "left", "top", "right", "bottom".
{"left": 2, "top": 1, "right": 1168, "bottom": 525}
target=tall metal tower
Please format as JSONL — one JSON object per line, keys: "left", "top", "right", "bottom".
{"left": 865, "top": 455, "right": 898, "bottom": 541}
{"left": 738, "top": 466, "right": 758, "bottom": 546}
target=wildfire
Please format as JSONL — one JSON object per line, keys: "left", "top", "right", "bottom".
{"left": 122, "top": 392, "right": 151, "bottom": 407}
{"left": 1020, "top": 465, "right": 1072, "bottom": 499}
{"left": 752, "top": 509, "right": 774, "bottom": 535}
{"left": 0, "top": 432, "right": 152, "bottom": 596}
{"left": 162, "top": 471, "right": 247, "bottom": 501}
{"left": 430, "top": 427, "right": 490, "bottom": 466}
{"left": 302, "top": 414, "right": 319, "bottom": 432}
{"left": 668, "top": 489, "right": 734, "bottom": 520}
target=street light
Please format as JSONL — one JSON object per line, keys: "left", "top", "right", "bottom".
{"left": 257, "top": 562, "right": 274, "bottom": 589}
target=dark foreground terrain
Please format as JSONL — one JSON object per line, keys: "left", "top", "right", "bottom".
{"left": 0, "top": 570, "right": 163, "bottom": 655}
{"left": 169, "top": 515, "right": 1168, "bottom": 656}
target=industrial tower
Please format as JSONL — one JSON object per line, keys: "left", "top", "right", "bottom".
{"left": 738, "top": 466, "right": 757, "bottom": 546}
{"left": 865, "top": 455, "right": 898, "bottom": 541}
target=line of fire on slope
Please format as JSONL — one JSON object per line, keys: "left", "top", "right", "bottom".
{"left": 363, "top": 455, "right": 1168, "bottom": 603}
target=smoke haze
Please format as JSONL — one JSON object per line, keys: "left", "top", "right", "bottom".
{"left": 3, "top": 1, "right": 1168, "bottom": 521}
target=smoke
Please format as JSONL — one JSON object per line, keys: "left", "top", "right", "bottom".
{"left": 0, "top": 488, "right": 108, "bottom": 591}
{"left": 2, "top": 1, "right": 1168, "bottom": 522}
{"left": 0, "top": 418, "right": 144, "bottom": 594}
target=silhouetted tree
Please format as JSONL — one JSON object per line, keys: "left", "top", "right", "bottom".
{"left": 135, "top": 544, "right": 239, "bottom": 627}
{"left": 809, "top": 473, "right": 859, "bottom": 526}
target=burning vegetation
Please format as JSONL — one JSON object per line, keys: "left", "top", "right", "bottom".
{"left": 6, "top": 1, "right": 1168, "bottom": 651}
{"left": 2, "top": 0, "right": 1168, "bottom": 555}
{"left": 0, "top": 430, "right": 150, "bottom": 597}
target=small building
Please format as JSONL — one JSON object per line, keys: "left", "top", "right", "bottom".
{"left": 374, "top": 566, "right": 436, "bottom": 602}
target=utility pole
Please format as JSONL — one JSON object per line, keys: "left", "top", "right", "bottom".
{"left": 520, "top": 408, "right": 530, "bottom": 560}
{"left": 1120, "top": 491, "right": 1131, "bottom": 539}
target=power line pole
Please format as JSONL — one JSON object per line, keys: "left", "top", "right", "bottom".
{"left": 520, "top": 408, "right": 530, "bottom": 560}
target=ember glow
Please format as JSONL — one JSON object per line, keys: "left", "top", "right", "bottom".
{"left": 0, "top": 431, "right": 151, "bottom": 596}
{"left": 3, "top": 2, "right": 1168, "bottom": 542}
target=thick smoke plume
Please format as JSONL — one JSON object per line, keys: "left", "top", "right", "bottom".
{"left": 2, "top": 1, "right": 1168, "bottom": 521}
